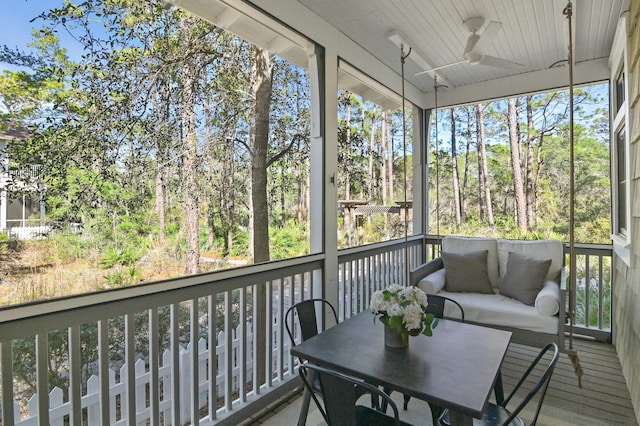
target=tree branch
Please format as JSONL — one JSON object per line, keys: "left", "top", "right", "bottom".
{"left": 266, "top": 133, "right": 305, "bottom": 168}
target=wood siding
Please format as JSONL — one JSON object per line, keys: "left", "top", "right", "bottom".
{"left": 614, "top": 1, "right": 640, "bottom": 425}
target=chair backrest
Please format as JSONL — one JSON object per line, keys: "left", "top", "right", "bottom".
{"left": 285, "top": 298, "right": 338, "bottom": 345}
{"left": 299, "top": 363, "right": 402, "bottom": 426}
{"left": 501, "top": 342, "right": 559, "bottom": 425}
{"left": 426, "top": 294, "right": 465, "bottom": 322}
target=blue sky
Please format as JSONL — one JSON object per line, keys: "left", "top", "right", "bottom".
{"left": 1, "top": 1, "right": 81, "bottom": 71}
{"left": 1, "top": 1, "right": 52, "bottom": 49}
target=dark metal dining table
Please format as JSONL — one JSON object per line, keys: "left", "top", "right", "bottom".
{"left": 290, "top": 309, "right": 512, "bottom": 426}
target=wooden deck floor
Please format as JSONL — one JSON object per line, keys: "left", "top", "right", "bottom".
{"left": 504, "top": 339, "right": 637, "bottom": 425}
{"left": 243, "top": 338, "right": 638, "bottom": 426}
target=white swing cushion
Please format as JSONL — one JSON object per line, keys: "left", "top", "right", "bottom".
{"left": 417, "top": 268, "right": 446, "bottom": 294}
{"left": 535, "top": 281, "right": 562, "bottom": 316}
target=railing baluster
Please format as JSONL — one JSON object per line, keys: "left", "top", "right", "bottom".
{"left": 149, "top": 308, "right": 159, "bottom": 425}
{"left": 598, "top": 255, "right": 605, "bottom": 330}
{"left": 170, "top": 304, "right": 181, "bottom": 425}
{"left": 585, "top": 255, "right": 591, "bottom": 327}
{"left": 190, "top": 298, "right": 199, "bottom": 425}
{"left": 69, "top": 325, "right": 82, "bottom": 425}
{"left": 98, "top": 320, "right": 110, "bottom": 425}
{"left": 124, "top": 314, "right": 136, "bottom": 425}
{"left": 239, "top": 286, "right": 247, "bottom": 401}
{"left": 361, "top": 258, "right": 365, "bottom": 311}
{"left": 207, "top": 294, "right": 216, "bottom": 421}
{"left": 266, "top": 280, "right": 274, "bottom": 389}
{"left": 281, "top": 276, "right": 287, "bottom": 374}
{"left": 1, "top": 341, "right": 15, "bottom": 425}
{"left": 224, "top": 291, "right": 233, "bottom": 409}
{"left": 338, "top": 263, "right": 345, "bottom": 319}
{"left": 251, "top": 286, "right": 259, "bottom": 398}
{"left": 36, "top": 333, "right": 49, "bottom": 425}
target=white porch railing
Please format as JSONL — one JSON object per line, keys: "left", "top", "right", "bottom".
{"left": 1, "top": 255, "right": 323, "bottom": 425}
{"left": 0, "top": 237, "right": 613, "bottom": 425}
{"left": 11, "top": 328, "right": 294, "bottom": 425}
{"left": 336, "top": 236, "right": 425, "bottom": 319}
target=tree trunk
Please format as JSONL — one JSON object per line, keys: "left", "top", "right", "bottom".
{"left": 508, "top": 98, "right": 527, "bottom": 231}
{"left": 344, "top": 102, "right": 352, "bottom": 246}
{"left": 250, "top": 46, "right": 273, "bottom": 388}
{"left": 181, "top": 19, "right": 200, "bottom": 275}
{"left": 462, "top": 107, "right": 472, "bottom": 219}
{"left": 450, "top": 109, "right": 461, "bottom": 229}
{"left": 386, "top": 113, "right": 394, "bottom": 204}
{"left": 250, "top": 47, "right": 272, "bottom": 264}
{"left": 476, "top": 104, "right": 494, "bottom": 227}
{"left": 525, "top": 96, "right": 535, "bottom": 227}
{"left": 534, "top": 131, "right": 548, "bottom": 223}
{"left": 224, "top": 136, "right": 235, "bottom": 255}
{"left": 204, "top": 96, "right": 215, "bottom": 251}
{"left": 154, "top": 77, "right": 168, "bottom": 244}
{"left": 368, "top": 111, "right": 376, "bottom": 202}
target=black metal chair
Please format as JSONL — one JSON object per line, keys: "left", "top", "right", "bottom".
{"left": 285, "top": 298, "right": 338, "bottom": 346}
{"left": 285, "top": 298, "right": 339, "bottom": 421}
{"left": 438, "top": 342, "right": 560, "bottom": 426}
{"left": 396, "top": 294, "right": 466, "bottom": 423}
{"left": 425, "top": 294, "right": 465, "bottom": 322}
{"left": 299, "top": 363, "right": 414, "bottom": 426}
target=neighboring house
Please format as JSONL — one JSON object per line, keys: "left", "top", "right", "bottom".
{"left": 0, "top": 126, "right": 46, "bottom": 238}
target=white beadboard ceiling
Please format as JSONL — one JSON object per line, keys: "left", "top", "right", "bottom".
{"left": 297, "top": 0, "right": 629, "bottom": 105}
{"left": 170, "top": 0, "right": 629, "bottom": 107}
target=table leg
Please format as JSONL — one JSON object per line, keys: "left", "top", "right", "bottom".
{"left": 297, "top": 369, "right": 315, "bottom": 426}
{"left": 494, "top": 369, "right": 505, "bottom": 406}
{"left": 449, "top": 410, "right": 473, "bottom": 426}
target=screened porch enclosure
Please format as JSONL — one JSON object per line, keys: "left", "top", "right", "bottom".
{"left": 1, "top": 0, "right": 638, "bottom": 424}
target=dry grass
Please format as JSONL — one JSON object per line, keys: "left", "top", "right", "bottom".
{"left": 0, "top": 240, "right": 186, "bottom": 306}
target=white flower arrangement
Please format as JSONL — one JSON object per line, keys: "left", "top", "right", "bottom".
{"left": 370, "top": 284, "right": 439, "bottom": 344}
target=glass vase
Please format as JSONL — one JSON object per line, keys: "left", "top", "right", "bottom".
{"left": 384, "top": 323, "right": 408, "bottom": 349}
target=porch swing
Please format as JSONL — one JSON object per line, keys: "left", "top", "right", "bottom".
{"left": 398, "top": 1, "right": 584, "bottom": 386}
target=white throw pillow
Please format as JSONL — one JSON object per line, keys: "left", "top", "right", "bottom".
{"left": 417, "top": 269, "right": 446, "bottom": 294}
{"left": 535, "top": 281, "right": 561, "bottom": 316}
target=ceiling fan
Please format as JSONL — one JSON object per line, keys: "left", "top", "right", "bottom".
{"left": 415, "top": 16, "right": 524, "bottom": 76}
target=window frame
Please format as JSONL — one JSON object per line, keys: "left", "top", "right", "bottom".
{"left": 608, "top": 15, "right": 631, "bottom": 262}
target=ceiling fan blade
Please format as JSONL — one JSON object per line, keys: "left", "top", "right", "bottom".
{"left": 478, "top": 54, "right": 524, "bottom": 69}
{"left": 414, "top": 60, "right": 466, "bottom": 75}
{"left": 463, "top": 33, "right": 481, "bottom": 55}
{"left": 472, "top": 21, "right": 502, "bottom": 53}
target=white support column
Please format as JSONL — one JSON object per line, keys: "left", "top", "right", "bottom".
{"left": 412, "top": 105, "right": 425, "bottom": 236}
{"left": 309, "top": 46, "right": 339, "bottom": 325}
{"left": 422, "top": 108, "right": 434, "bottom": 237}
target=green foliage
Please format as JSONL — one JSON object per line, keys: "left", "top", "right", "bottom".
{"left": 98, "top": 244, "right": 144, "bottom": 269}
{"left": 102, "top": 265, "right": 142, "bottom": 287}
{"left": 429, "top": 85, "right": 611, "bottom": 243}
{"left": 269, "top": 221, "right": 309, "bottom": 260}
{"left": 47, "top": 233, "right": 97, "bottom": 263}
{"left": 230, "top": 229, "right": 249, "bottom": 257}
